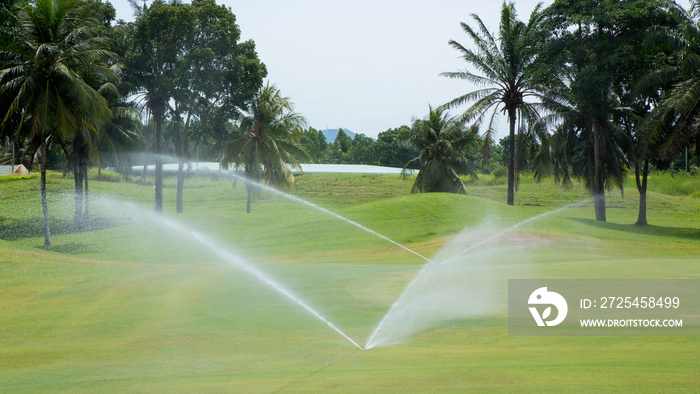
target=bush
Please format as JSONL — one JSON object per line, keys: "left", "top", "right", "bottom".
{"left": 91, "top": 169, "right": 123, "bottom": 183}
{"left": 492, "top": 165, "right": 508, "bottom": 179}
{"left": 0, "top": 174, "right": 38, "bottom": 183}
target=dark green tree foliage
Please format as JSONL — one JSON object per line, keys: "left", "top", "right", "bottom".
{"left": 125, "top": 0, "right": 195, "bottom": 214}
{"left": 403, "top": 106, "right": 477, "bottom": 194}
{"left": 174, "top": 0, "right": 265, "bottom": 213}
{"left": 462, "top": 134, "right": 502, "bottom": 174}
{"left": 125, "top": 0, "right": 265, "bottom": 213}
{"left": 374, "top": 126, "right": 417, "bottom": 168}
{"left": 0, "top": 0, "right": 115, "bottom": 244}
{"left": 75, "top": 0, "right": 114, "bottom": 27}
{"left": 632, "top": 0, "right": 700, "bottom": 224}
{"left": 542, "top": 0, "right": 672, "bottom": 221}
{"left": 60, "top": 0, "right": 136, "bottom": 227}
{"left": 499, "top": 133, "right": 537, "bottom": 174}
{"left": 325, "top": 128, "right": 353, "bottom": 164}
{"left": 348, "top": 133, "right": 376, "bottom": 164}
{"left": 334, "top": 128, "right": 353, "bottom": 153}
{"left": 637, "top": 0, "right": 700, "bottom": 164}
{"left": 299, "top": 127, "right": 327, "bottom": 163}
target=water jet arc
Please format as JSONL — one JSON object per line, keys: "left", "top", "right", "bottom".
{"left": 162, "top": 217, "right": 365, "bottom": 350}
{"left": 365, "top": 199, "right": 590, "bottom": 349}
{"left": 111, "top": 198, "right": 364, "bottom": 350}
{"left": 228, "top": 173, "right": 436, "bottom": 265}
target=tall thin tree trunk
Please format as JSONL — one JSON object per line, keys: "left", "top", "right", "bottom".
{"left": 175, "top": 111, "right": 189, "bottom": 214}
{"left": 506, "top": 108, "right": 516, "bottom": 206}
{"left": 515, "top": 128, "right": 522, "bottom": 192}
{"left": 195, "top": 134, "right": 201, "bottom": 170}
{"left": 154, "top": 105, "right": 163, "bottom": 214}
{"left": 635, "top": 158, "right": 649, "bottom": 226}
{"left": 592, "top": 119, "right": 606, "bottom": 221}
{"left": 177, "top": 161, "right": 184, "bottom": 213}
{"left": 40, "top": 136, "right": 51, "bottom": 246}
{"left": 11, "top": 138, "right": 15, "bottom": 172}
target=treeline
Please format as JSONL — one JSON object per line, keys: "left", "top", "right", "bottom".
{"left": 3, "top": 0, "right": 700, "bottom": 245}
{"left": 0, "top": 0, "right": 267, "bottom": 244}
{"left": 298, "top": 126, "right": 504, "bottom": 173}
{"left": 434, "top": 0, "right": 700, "bottom": 225}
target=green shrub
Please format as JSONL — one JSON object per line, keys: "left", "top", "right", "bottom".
{"left": 492, "top": 165, "right": 507, "bottom": 179}
{"left": 0, "top": 174, "right": 38, "bottom": 183}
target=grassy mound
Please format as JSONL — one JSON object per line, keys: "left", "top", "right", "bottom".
{"left": 0, "top": 172, "right": 698, "bottom": 391}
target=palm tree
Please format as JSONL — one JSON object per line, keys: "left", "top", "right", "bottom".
{"left": 403, "top": 106, "right": 477, "bottom": 194}
{"left": 623, "top": 2, "right": 688, "bottom": 226}
{"left": 221, "top": 82, "right": 309, "bottom": 213}
{"left": 629, "top": 0, "right": 700, "bottom": 225}
{"left": 638, "top": 0, "right": 700, "bottom": 162}
{"left": 66, "top": 81, "right": 141, "bottom": 227}
{"left": 0, "top": 0, "right": 114, "bottom": 245}
{"left": 441, "top": 1, "right": 544, "bottom": 205}
{"left": 91, "top": 84, "right": 142, "bottom": 177}
{"left": 535, "top": 71, "right": 628, "bottom": 195}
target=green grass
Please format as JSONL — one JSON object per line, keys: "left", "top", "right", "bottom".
{"left": 623, "top": 171, "right": 700, "bottom": 197}
{"left": 0, "top": 171, "right": 699, "bottom": 391}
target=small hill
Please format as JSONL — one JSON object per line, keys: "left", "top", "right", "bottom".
{"left": 344, "top": 193, "right": 513, "bottom": 245}
{"left": 322, "top": 128, "right": 356, "bottom": 142}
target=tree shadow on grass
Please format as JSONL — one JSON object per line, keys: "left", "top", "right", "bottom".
{"left": 0, "top": 216, "right": 132, "bottom": 242}
{"left": 570, "top": 218, "right": 700, "bottom": 242}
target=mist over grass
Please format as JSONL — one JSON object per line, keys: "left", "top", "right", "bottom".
{"left": 0, "top": 171, "right": 698, "bottom": 390}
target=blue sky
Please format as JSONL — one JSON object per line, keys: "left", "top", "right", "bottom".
{"left": 110, "top": 0, "right": 691, "bottom": 139}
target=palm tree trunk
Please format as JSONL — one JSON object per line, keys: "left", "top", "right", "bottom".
{"left": 154, "top": 105, "right": 163, "bottom": 214}
{"left": 515, "top": 128, "right": 522, "bottom": 192}
{"left": 177, "top": 162, "right": 184, "bottom": 213}
{"left": 175, "top": 111, "right": 189, "bottom": 214}
{"left": 40, "top": 135, "right": 51, "bottom": 246}
{"left": 507, "top": 108, "right": 516, "bottom": 206}
{"left": 195, "top": 133, "right": 201, "bottom": 170}
{"left": 635, "top": 158, "right": 649, "bottom": 226}
{"left": 592, "top": 119, "right": 606, "bottom": 221}
{"left": 11, "top": 138, "right": 15, "bottom": 172}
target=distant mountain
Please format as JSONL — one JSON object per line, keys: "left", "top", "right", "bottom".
{"left": 321, "top": 128, "right": 355, "bottom": 142}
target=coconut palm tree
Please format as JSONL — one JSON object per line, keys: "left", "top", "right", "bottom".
{"left": 0, "top": 0, "right": 115, "bottom": 245}
{"left": 64, "top": 81, "right": 141, "bottom": 227}
{"left": 441, "top": 1, "right": 544, "bottom": 205}
{"left": 221, "top": 82, "right": 309, "bottom": 213}
{"left": 628, "top": 0, "right": 700, "bottom": 224}
{"left": 403, "top": 106, "right": 477, "bottom": 194}
{"left": 638, "top": 0, "right": 700, "bottom": 162}
{"left": 91, "top": 84, "right": 142, "bottom": 177}
{"left": 535, "top": 71, "right": 629, "bottom": 202}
